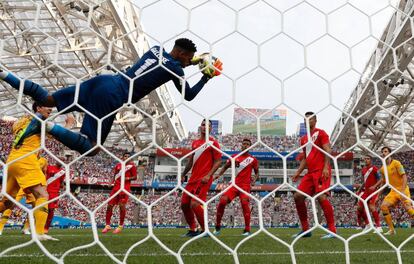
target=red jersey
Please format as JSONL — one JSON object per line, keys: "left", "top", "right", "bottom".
{"left": 361, "top": 165, "right": 379, "bottom": 192}
{"left": 113, "top": 161, "right": 137, "bottom": 190}
{"left": 188, "top": 137, "right": 221, "bottom": 184}
{"left": 227, "top": 153, "right": 258, "bottom": 187}
{"left": 300, "top": 128, "right": 330, "bottom": 172}
{"left": 46, "top": 165, "right": 65, "bottom": 194}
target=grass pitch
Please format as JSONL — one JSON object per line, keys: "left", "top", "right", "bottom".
{"left": 0, "top": 228, "right": 413, "bottom": 263}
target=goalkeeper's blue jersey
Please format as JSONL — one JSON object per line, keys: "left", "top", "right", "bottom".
{"left": 123, "top": 46, "right": 185, "bottom": 102}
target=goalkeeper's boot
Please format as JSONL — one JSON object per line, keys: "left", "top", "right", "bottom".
{"left": 113, "top": 226, "right": 123, "bottom": 234}
{"left": 321, "top": 233, "right": 336, "bottom": 239}
{"left": 102, "top": 225, "right": 111, "bottom": 234}
{"left": 291, "top": 230, "right": 312, "bottom": 238}
{"left": 384, "top": 229, "right": 396, "bottom": 236}
{"left": 241, "top": 230, "right": 251, "bottom": 236}
{"left": 213, "top": 227, "right": 221, "bottom": 236}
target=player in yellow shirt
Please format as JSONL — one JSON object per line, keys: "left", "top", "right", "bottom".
{"left": 0, "top": 155, "right": 47, "bottom": 235}
{"left": 371, "top": 147, "right": 414, "bottom": 235}
{"left": 0, "top": 102, "right": 58, "bottom": 241}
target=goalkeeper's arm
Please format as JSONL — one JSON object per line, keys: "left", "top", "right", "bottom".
{"left": 172, "top": 75, "right": 210, "bottom": 101}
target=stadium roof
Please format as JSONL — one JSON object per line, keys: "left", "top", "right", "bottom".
{"left": 331, "top": 1, "right": 414, "bottom": 153}
{"left": 0, "top": 0, "right": 186, "bottom": 151}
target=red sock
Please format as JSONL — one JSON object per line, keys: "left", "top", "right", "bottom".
{"left": 44, "top": 208, "right": 55, "bottom": 230}
{"left": 119, "top": 206, "right": 126, "bottom": 226}
{"left": 216, "top": 199, "right": 227, "bottom": 229}
{"left": 295, "top": 199, "right": 309, "bottom": 231}
{"left": 372, "top": 210, "right": 381, "bottom": 227}
{"left": 193, "top": 205, "right": 205, "bottom": 231}
{"left": 105, "top": 206, "right": 113, "bottom": 226}
{"left": 319, "top": 199, "right": 336, "bottom": 233}
{"left": 241, "top": 199, "right": 251, "bottom": 232}
{"left": 361, "top": 208, "right": 369, "bottom": 226}
{"left": 182, "top": 203, "right": 196, "bottom": 231}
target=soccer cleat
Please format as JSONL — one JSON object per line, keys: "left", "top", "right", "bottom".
{"left": 291, "top": 230, "right": 312, "bottom": 238}
{"left": 374, "top": 227, "right": 383, "bottom": 233}
{"left": 22, "top": 229, "right": 31, "bottom": 235}
{"left": 181, "top": 230, "right": 200, "bottom": 237}
{"left": 241, "top": 230, "right": 251, "bottom": 236}
{"left": 102, "top": 225, "right": 111, "bottom": 234}
{"left": 213, "top": 228, "right": 221, "bottom": 236}
{"left": 384, "top": 229, "right": 396, "bottom": 236}
{"left": 113, "top": 226, "right": 123, "bottom": 234}
{"left": 321, "top": 233, "right": 336, "bottom": 239}
{"left": 37, "top": 234, "right": 59, "bottom": 241}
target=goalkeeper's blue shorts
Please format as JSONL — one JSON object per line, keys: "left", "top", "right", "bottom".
{"left": 52, "top": 74, "right": 128, "bottom": 143}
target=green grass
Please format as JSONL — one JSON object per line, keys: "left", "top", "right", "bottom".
{"left": 233, "top": 120, "right": 286, "bottom": 136}
{"left": 0, "top": 228, "right": 413, "bottom": 263}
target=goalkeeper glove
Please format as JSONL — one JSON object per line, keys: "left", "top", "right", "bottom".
{"left": 191, "top": 53, "right": 223, "bottom": 79}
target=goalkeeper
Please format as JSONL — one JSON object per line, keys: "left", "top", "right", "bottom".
{"left": 0, "top": 38, "right": 222, "bottom": 156}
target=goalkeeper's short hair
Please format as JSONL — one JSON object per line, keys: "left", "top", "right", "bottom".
{"left": 174, "top": 38, "right": 197, "bottom": 53}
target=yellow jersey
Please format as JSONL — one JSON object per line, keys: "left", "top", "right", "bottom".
{"left": 6, "top": 115, "right": 41, "bottom": 165}
{"left": 379, "top": 159, "right": 406, "bottom": 190}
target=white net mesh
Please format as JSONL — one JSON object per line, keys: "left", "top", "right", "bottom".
{"left": 1, "top": 0, "right": 414, "bottom": 263}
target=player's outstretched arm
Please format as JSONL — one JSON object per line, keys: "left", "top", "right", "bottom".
{"left": 172, "top": 75, "right": 210, "bottom": 101}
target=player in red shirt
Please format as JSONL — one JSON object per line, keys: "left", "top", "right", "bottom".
{"left": 291, "top": 112, "right": 336, "bottom": 239}
{"left": 44, "top": 161, "right": 66, "bottom": 234}
{"left": 213, "top": 138, "right": 259, "bottom": 236}
{"left": 181, "top": 119, "right": 222, "bottom": 237}
{"left": 102, "top": 152, "right": 137, "bottom": 234}
{"left": 355, "top": 154, "right": 382, "bottom": 232}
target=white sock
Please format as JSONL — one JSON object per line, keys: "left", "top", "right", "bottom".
{"left": 0, "top": 70, "right": 8, "bottom": 79}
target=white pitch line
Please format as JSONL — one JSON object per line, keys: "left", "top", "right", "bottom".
{"left": 2, "top": 250, "right": 414, "bottom": 258}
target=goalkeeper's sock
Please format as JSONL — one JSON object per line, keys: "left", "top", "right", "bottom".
{"left": 0, "top": 209, "right": 11, "bottom": 232}
{"left": 320, "top": 199, "right": 336, "bottom": 233}
{"left": 119, "top": 207, "right": 126, "bottom": 226}
{"left": 2, "top": 72, "right": 48, "bottom": 103}
{"left": 182, "top": 204, "right": 196, "bottom": 231}
{"left": 193, "top": 205, "right": 205, "bottom": 231}
{"left": 216, "top": 199, "right": 227, "bottom": 229}
{"left": 295, "top": 199, "right": 309, "bottom": 231}
{"left": 372, "top": 211, "right": 381, "bottom": 227}
{"left": 382, "top": 208, "right": 394, "bottom": 232}
{"left": 44, "top": 208, "right": 55, "bottom": 230}
{"left": 47, "top": 124, "right": 93, "bottom": 154}
{"left": 241, "top": 199, "right": 251, "bottom": 232}
{"left": 34, "top": 197, "right": 48, "bottom": 235}
{"left": 105, "top": 207, "right": 113, "bottom": 226}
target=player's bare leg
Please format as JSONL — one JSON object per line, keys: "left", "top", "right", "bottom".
{"left": 381, "top": 201, "right": 395, "bottom": 235}
{"left": 103, "top": 204, "right": 114, "bottom": 233}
